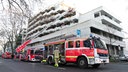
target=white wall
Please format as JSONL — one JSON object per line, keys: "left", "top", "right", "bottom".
{"left": 124, "top": 39, "right": 128, "bottom": 56}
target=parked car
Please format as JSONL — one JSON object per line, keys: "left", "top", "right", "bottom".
{"left": 119, "top": 55, "right": 128, "bottom": 61}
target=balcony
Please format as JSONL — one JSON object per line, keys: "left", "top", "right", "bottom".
{"left": 29, "top": 13, "right": 43, "bottom": 26}
{"left": 28, "top": 31, "right": 40, "bottom": 39}
{"left": 95, "top": 15, "right": 122, "bottom": 30}
{"left": 27, "top": 26, "right": 38, "bottom": 35}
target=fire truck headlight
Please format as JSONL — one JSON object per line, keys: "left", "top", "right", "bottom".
{"left": 95, "top": 58, "right": 101, "bottom": 63}
{"left": 89, "top": 58, "right": 94, "bottom": 64}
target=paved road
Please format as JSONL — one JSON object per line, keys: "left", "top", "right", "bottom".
{"left": 0, "top": 58, "right": 128, "bottom": 72}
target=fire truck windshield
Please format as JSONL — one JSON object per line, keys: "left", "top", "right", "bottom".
{"left": 94, "top": 39, "right": 107, "bottom": 49}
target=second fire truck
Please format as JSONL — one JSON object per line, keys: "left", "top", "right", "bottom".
{"left": 15, "top": 48, "right": 43, "bottom": 62}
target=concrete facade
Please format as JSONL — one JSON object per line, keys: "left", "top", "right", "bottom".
{"left": 26, "top": 4, "right": 79, "bottom": 49}
{"left": 26, "top": 5, "right": 125, "bottom": 57}
{"left": 78, "top": 6, "right": 125, "bottom": 57}
{"left": 124, "top": 39, "right": 128, "bottom": 56}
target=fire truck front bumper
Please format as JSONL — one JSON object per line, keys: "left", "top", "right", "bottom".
{"left": 94, "top": 57, "right": 109, "bottom": 64}
{"left": 31, "top": 58, "right": 41, "bottom": 62}
{"left": 89, "top": 57, "right": 109, "bottom": 64}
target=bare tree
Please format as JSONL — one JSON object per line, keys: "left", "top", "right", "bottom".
{"left": 0, "top": 0, "right": 45, "bottom": 54}
{"left": 0, "top": 11, "right": 27, "bottom": 54}
{"left": 0, "top": 30, "right": 8, "bottom": 52}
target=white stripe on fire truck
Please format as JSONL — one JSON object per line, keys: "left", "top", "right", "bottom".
{"left": 66, "top": 56, "right": 94, "bottom": 58}
{"left": 66, "top": 56, "right": 77, "bottom": 58}
{"left": 65, "top": 47, "right": 90, "bottom": 50}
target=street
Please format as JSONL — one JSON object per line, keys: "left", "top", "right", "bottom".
{"left": 0, "top": 58, "right": 128, "bottom": 72}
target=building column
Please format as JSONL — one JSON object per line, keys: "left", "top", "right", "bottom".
{"left": 118, "top": 45, "right": 123, "bottom": 56}
{"left": 100, "top": 31, "right": 103, "bottom": 36}
{"left": 120, "top": 47, "right": 124, "bottom": 56}
{"left": 114, "top": 46, "right": 117, "bottom": 56}
{"left": 111, "top": 46, "right": 115, "bottom": 56}
{"left": 108, "top": 45, "right": 112, "bottom": 56}
{"left": 99, "top": 12, "right": 101, "bottom": 16}
{"left": 116, "top": 46, "right": 119, "bottom": 55}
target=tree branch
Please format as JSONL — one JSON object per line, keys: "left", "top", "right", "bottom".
{"left": 11, "top": 0, "right": 24, "bottom": 13}
{"left": 1, "top": 0, "right": 5, "bottom": 10}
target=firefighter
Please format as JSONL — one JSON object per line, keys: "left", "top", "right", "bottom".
{"left": 53, "top": 47, "right": 60, "bottom": 67}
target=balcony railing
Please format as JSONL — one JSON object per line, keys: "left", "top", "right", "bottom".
{"left": 101, "top": 15, "right": 122, "bottom": 29}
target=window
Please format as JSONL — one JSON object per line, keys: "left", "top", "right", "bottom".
{"left": 72, "top": 18, "right": 78, "bottom": 23}
{"left": 94, "top": 13, "right": 99, "bottom": 18}
{"left": 109, "top": 34, "right": 113, "bottom": 38}
{"left": 64, "top": 21, "right": 70, "bottom": 25}
{"left": 35, "top": 50, "right": 43, "bottom": 55}
{"left": 76, "top": 41, "right": 80, "bottom": 48}
{"left": 30, "top": 50, "right": 34, "bottom": 54}
{"left": 90, "top": 27, "right": 101, "bottom": 35}
{"left": 51, "top": 7, "right": 55, "bottom": 10}
{"left": 83, "top": 39, "right": 91, "bottom": 47}
{"left": 68, "top": 41, "right": 74, "bottom": 48}
{"left": 119, "top": 37, "right": 123, "bottom": 41}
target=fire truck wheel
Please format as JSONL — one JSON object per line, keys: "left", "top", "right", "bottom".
{"left": 48, "top": 57, "right": 52, "bottom": 65}
{"left": 77, "top": 57, "right": 88, "bottom": 68}
{"left": 92, "top": 64, "right": 100, "bottom": 68}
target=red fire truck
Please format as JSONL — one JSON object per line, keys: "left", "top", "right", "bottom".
{"left": 18, "top": 48, "right": 43, "bottom": 62}
{"left": 2, "top": 52, "right": 12, "bottom": 59}
{"left": 43, "top": 37, "right": 109, "bottom": 68}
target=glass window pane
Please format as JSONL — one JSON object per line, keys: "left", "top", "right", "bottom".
{"left": 68, "top": 41, "right": 73, "bottom": 48}
{"left": 83, "top": 39, "right": 91, "bottom": 47}
{"left": 76, "top": 41, "right": 80, "bottom": 48}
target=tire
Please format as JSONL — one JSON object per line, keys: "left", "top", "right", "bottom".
{"left": 77, "top": 57, "right": 88, "bottom": 68}
{"left": 92, "top": 64, "right": 100, "bottom": 68}
{"left": 47, "top": 57, "right": 53, "bottom": 65}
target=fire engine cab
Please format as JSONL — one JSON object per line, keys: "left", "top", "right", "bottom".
{"left": 44, "top": 36, "right": 109, "bottom": 68}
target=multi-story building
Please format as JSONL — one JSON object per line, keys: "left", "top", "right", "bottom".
{"left": 77, "top": 6, "right": 125, "bottom": 57}
{"left": 26, "top": 4, "right": 79, "bottom": 49}
{"left": 26, "top": 5, "right": 125, "bottom": 57}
